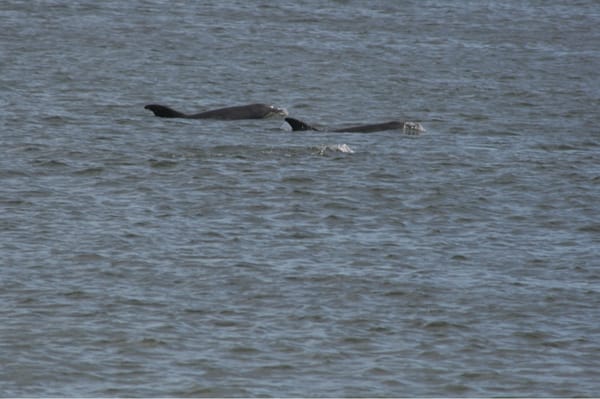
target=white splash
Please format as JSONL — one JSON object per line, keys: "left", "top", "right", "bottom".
{"left": 403, "top": 121, "right": 426, "bottom": 135}
{"left": 317, "top": 144, "right": 355, "bottom": 155}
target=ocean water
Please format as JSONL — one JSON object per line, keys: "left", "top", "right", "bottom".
{"left": 1, "top": 0, "right": 599, "bottom": 396}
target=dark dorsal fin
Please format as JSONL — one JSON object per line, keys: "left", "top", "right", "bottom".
{"left": 144, "top": 104, "right": 187, "bottom": 118}
{"left": 285, "top": 117, "right": 320, "bottom": 131}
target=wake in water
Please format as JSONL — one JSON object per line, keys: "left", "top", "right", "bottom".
{"left": 315, "top": 144, "right": 355, "bottom": 155}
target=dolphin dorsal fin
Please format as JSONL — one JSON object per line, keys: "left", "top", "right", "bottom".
{"left": 285, "top": 117, "right": 319, "bottom": 131}
{"left": 144, "top": 104, "right": 186, "bottom": 118}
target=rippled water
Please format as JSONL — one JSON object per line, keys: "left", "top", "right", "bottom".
{"left": 1, "top": 0, "right": 600, "bottom": 396}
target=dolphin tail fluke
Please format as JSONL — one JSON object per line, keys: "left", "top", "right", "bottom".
{"left": 144, "top": 104, "right": 186, "bottom": 118}
{"left": 285, "top": 117, "right": 319, "bottom": 131}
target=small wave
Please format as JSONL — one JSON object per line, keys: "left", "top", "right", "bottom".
{"left": 73, "top": 166, "right": 105, "bottom": 176}
{"left": 280, "top": 121, "right": 292, "bottom": 131}
{"left": 578, "top": 224, "right": 600, "bottom": 233}
{"left": 32, "top": 159, "right": 69, "bottom": 168}
{"left": 148, "top": 158, "right": 179, "bottom": 168}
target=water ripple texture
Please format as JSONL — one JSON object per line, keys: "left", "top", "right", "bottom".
{"left": 1, "top": 0, "right": 599, "bottom": 397}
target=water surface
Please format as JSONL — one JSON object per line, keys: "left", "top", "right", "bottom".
{"left": 1, "top": 0, "right": 599, "bottom": 396}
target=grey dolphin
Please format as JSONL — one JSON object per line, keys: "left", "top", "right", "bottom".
{"left": 284, "top": 117, "right": 425, "bottom": 133}
{"left": 145, "top": 103, "right": 288, "bottom": 120}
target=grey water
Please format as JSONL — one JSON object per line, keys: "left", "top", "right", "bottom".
{"left": 1, "top": 0, "right": 600, "bottom": 396}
